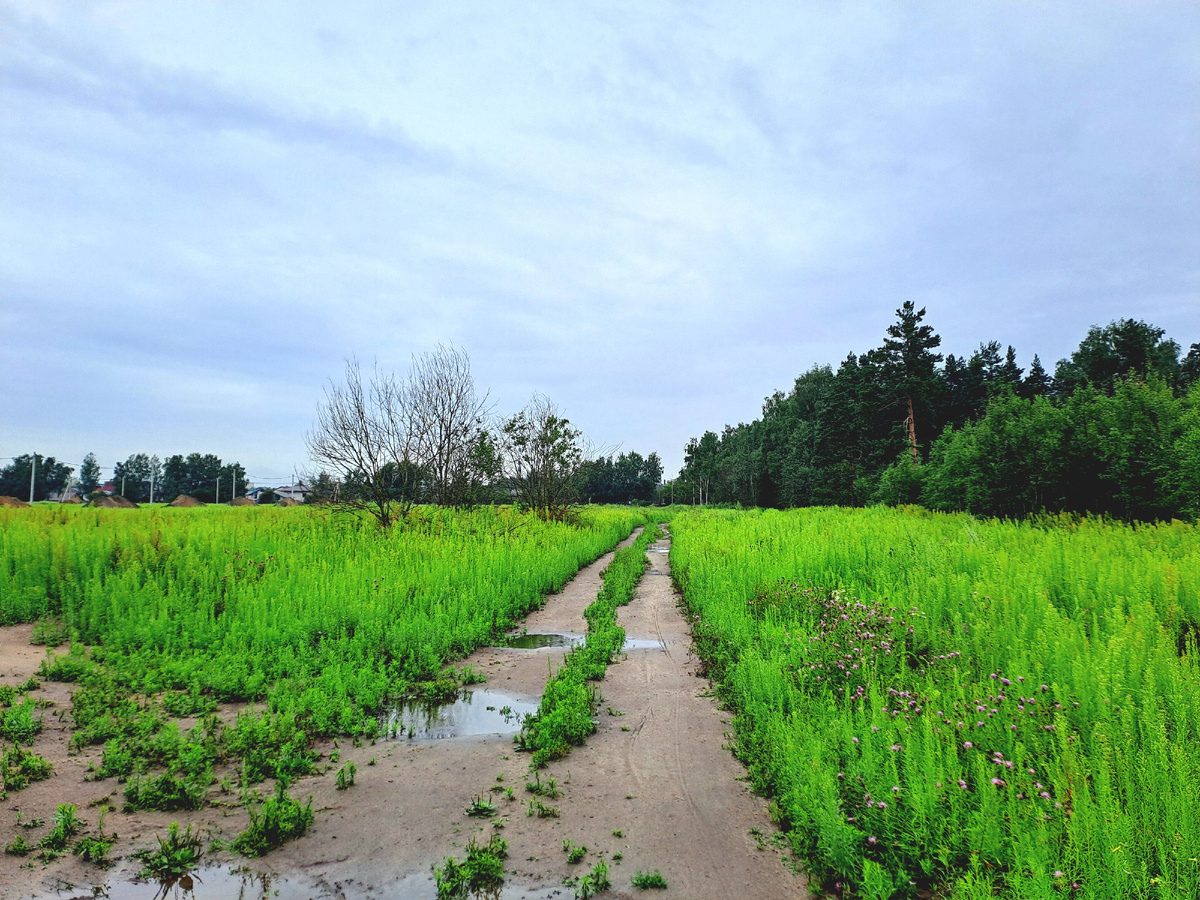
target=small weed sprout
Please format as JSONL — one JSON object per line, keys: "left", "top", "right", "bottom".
{"left": 563, "top": 839, "right": 588, "bottom": 863}
{"left": 335, "top": 761, "right": 357, "bottom": 790}
{"left": 526, "top": 799, "right": 559, "bottom": 818}
{"left": 525, "top": 771, "right": 561, "bottom": 798}
{"left": 465, "top": 795, "right": 497, "bottom": 817}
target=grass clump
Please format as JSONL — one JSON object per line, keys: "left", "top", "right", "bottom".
{"left": 2, "top": 742, "right": 53, "bottom": 791}
{"left": 632, "top": 870, "right": 668, "bottom": 889}
{"left": 526, "top": 798, "right": 559, "bottom": 818}
{"left": 334, "top": 761, "right": 357, "bottom": 790}
{"left": 137, "top": 822, "right": 201, "bottom": 879}
{"left": 465, "top": 795, "right": 497, "bottom": 817}
{"left": 434, "top": 834, "right": 508, "bottom": 900}
{"left": 565, "top": 861, "right": 611, "bottom": 899}
{"left": 562, "top": 839, "right": 587, "bottom": 863}
{"left": 232, "top": 779, "right": 314, "bottom": 857}
{"left": 525, "top": 771, "right": 561, "bottom": 798}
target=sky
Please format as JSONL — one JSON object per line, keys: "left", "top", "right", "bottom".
{"left": 2, "top": 1, "right": 1197, "bottom": 486}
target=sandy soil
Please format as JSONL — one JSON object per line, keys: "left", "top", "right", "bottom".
{"left": 1, "top": 525, "right": 808, "bottom": 900}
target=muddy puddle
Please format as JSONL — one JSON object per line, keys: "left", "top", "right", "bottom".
{"left": 621, "top": 636, "right": 665, "bottom": 650}
{"left": 77, "top": 866, "right": 570, "bottom": 900}
{"left": 505, "top": 631, "right": 663, "bottom": 653}
{"left": 504, "top": 631, "right": 584, "bottom": 649}
{"left": 383, "top": 689, "right": 539, "bottom": 740}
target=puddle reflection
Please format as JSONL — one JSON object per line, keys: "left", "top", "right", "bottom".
{"left": 384, "top": 689, "right": 538, "bottom": 740}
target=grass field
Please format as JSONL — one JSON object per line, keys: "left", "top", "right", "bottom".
{"left": 0, "top": 503, "right": 651, "bottom": 825}
{"left": 670, "top": 507, "right": 1200, "bottom": 900}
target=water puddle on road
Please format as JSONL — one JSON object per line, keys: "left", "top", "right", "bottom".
{"left": 86, "top": 866, "right": 569, "bottom": 900}
{"left": 383, "top": 689, "right": 538, "bottom": 741}
{"left": 81, "top": 866, "right": 332, "bottom": 900}
{"left": 504, "top": 631, "right": 584, "bottom": 650}
{"left": 622, "top": 636, "right": 665, "bottom": 651}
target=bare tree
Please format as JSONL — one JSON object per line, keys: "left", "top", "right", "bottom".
{"left": 305, "top": 358, "right": 420, "bottom": 528}
{"left": 499, "top": 394, "right": 586, "bottom": 521}
{"left": 407, "top": 344, "right": 494, "bottom": 506}
{"left": 307, "top": 346, "right": 496, "bottom": 526}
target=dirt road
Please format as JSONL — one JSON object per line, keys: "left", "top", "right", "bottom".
{"left": 500, "top": 524, "right": 808, "bottom": 899}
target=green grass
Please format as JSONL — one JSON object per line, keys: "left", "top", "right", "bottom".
{"left": 631, "top": 869, "right": 668, "bottom": 889}
{"left": 517, "top": 522, "right": 664, "bottom": 766}
{"left": 671, "top": 507, "right": 1200, "bottom": 900}
{"left": 434, "top": 834, "right": 508, "bottom": 900}
{"left": 0, "top": 503, "right": 651, "bottom": 851}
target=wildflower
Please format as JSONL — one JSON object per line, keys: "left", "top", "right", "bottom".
{"left": 1054, "top": 871, "right": 1064, "bottom": 879}
{"left": 963, "top": 741, "right": 973, "bottom": 749}
{"left": 890, "top": 744, "right": 902, "bottom": 752}
{"left": 867, "top": 836, "right": 877, "bottom": 844}
{"left": 990, "top": 777, "right": 1006, "bottom": 787}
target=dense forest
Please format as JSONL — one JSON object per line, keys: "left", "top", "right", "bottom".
{"left": 669, "top": 307, "right": 1200, "bottom": 522}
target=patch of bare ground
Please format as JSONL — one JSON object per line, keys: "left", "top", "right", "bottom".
{"left": 2, "top": 531, "right": 640, "bottom": 900}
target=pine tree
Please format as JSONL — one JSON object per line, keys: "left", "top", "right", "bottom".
{"left": 878, "top": 302, "right": 943, "bottom": 462}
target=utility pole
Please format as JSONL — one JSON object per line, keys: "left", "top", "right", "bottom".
{"left": 150, "top": 470, "right": 155, "bottom": 505}
{"left": 29, "top": 454, "right": 36, "bottom": 504}
{"left": 121, "top": 476, "right": 126, "bottom": 497}
{"left": 216, "top": 475, "right": 221, "bottom": 505}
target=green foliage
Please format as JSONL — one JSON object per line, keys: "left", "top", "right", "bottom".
{"left": 123, "top": 769, "right": 210, "bottom": 812}
{"left": 0, "top": 699, "right": 42, "bottom": 744}
{"left": 39, "top": 804, "right": 83, "bottom": 852}
{"left": 232, "top": 779, "right": 314, "bottom": 857}
{"left": 465, "top": 795, "right": 496, "bottom": 817}
{"left": 334, "top": 761, "right": 357, "bottom": 790}
{"left": 673, "top": 507, "right": 1200, "bottom": 899}
{"left": 673, "top": 312, "right": 1194, "bottom": 522}
{"left": 631, "top": 870, "right": 668, "bottom": 889}
{"left": 2, "top": 742, "right": 53, "bottom": 791}
{"left": 73, "top": 833, "right": 114, "bottom": 865}
{"left": 434, "top": 834, "right": 508, "bottom": 900}
{"left": 137, "top": 822, "right": 202, "bottom": 878}
{"left": 565, "top": 861, "right": 611, "bottom": 899}
{"left": 562, "top": 839, "right": 587, "bottom": 863}
{"left": 0, "top": 454, "right": 73, "bottom": 503}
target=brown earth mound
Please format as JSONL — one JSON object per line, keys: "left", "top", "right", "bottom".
{"left": 0, "top": 496, "right": 30, "bottom": 508}
{"left": 88, "top": 495, "right": 139, "bottom": 508}
{"left": 229, "top": 496, "right": 255, "bottom": 506}
{"left": 61, "top": 495, "right": 83, "bottom": 504}
{"left": 277, "top": 498, "right": 303, "bottom": 506}
{"left": 169, "top": 494, "right": 204, "bottom": 507}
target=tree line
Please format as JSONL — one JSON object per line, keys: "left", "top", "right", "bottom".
{"left": 0, "top": 451, "right": 248, "bottom": 504}
{"left": 671, "top": 307, "right": 1200, "bottom": 522}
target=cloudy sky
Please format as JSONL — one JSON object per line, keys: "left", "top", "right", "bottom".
{"left": 2, "top": 1, "right": 1197, "bottom": 484}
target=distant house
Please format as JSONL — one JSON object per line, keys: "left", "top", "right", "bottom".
{"left": 273, "top": 484, "right": 311, "bottom": 503}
